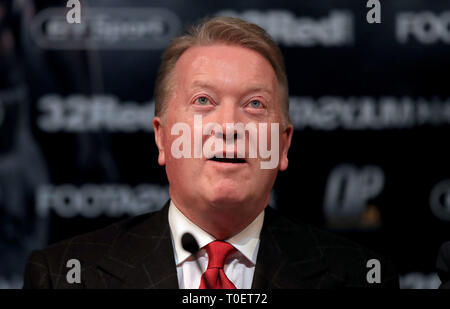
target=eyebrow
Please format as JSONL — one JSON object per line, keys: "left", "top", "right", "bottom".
{"left": 190, "top": 80, "right": 273, "bottom": 96}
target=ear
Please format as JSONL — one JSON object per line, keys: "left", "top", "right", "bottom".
{"left": 153, "top": 116, "right": 166, "bottom": 166}
{"left": 279, "top": 124, "right": 293, "bottom": 171}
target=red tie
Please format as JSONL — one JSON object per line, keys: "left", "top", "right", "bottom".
{"left": 199, "top": 241, "right": 237, "bottom": 289}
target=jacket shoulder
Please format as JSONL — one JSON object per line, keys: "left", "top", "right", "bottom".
{"left": 265, "top": 207, "right": 399, "bottom": 288}
{"left": 23, "top": 211, "right": 158, "bottom": 289}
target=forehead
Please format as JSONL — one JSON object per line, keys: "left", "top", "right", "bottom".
{"left": 173, "top": 44, "right": 278, "bottom": 95}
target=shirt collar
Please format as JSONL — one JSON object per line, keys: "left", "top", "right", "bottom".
{"left": 168, "top": 200, "right": 264, "bottom": 266}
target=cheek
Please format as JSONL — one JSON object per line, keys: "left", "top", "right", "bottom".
{"left": 166, "top": 156, "right": 204, "bottom": 183}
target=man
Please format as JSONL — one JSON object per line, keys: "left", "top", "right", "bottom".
{"left": 23, "top": 16, "right": 399, "bottom": 289}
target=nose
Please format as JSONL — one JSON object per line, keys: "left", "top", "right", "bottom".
{"left": 214, "top": 100, "right": 243, "bottom": 141}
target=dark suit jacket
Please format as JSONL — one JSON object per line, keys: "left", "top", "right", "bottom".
{"left": 23, "top": 200, "right": 399, "bottom": 288}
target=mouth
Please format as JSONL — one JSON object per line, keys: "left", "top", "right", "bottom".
{"left": 208, "top": 157, "right": 247, "bottom": 164}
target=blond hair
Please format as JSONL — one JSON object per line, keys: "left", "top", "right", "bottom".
{"left": 154, "top": 16, "right": 290, "bottom": 127}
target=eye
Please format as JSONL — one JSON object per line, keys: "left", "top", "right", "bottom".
{"left": 195, "top": 96, "right": 210, "bottom": 105}
{"left": 248, "top": 99, "right": 263, "bottom": 109}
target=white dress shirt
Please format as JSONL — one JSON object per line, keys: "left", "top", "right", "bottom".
{"left": 168, "top": 200, "right": 264, "bottom": 289}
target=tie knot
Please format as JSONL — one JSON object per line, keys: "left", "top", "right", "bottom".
{"left": 205, "top": 241, "right": 236, "bottom": 269}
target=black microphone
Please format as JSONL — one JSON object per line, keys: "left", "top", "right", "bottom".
{"left": 181, "top": 232, "right": 209, "bottom": 289}
{"left": 182, "top": 232, "right": 200, "bottom": 254}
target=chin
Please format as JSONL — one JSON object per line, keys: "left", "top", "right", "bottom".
{"left": 207, "top": 189, "right": 248, "bottom": 208}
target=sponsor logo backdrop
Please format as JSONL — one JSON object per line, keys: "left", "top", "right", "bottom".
{"left": 0, "top": 0, "right": 449, "bottom": 288}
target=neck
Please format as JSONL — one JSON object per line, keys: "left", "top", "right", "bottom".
{"left": 170, "top": 195, "right": 267, "bottom": 240}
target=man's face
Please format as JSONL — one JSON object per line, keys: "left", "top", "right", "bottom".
{"left": 154, "top": 44, "right": 292, "bottom": 218}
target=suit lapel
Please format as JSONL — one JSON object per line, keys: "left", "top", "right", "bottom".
{"left": 252, "top": 207, "right": 340, "bottom": 289}
{"left": 94, "top": 200, "right": 179, "bottom": 289}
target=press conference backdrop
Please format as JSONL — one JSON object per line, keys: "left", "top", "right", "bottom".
{"left": 1, "top": 0, "right": 450, "bottom": 289}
